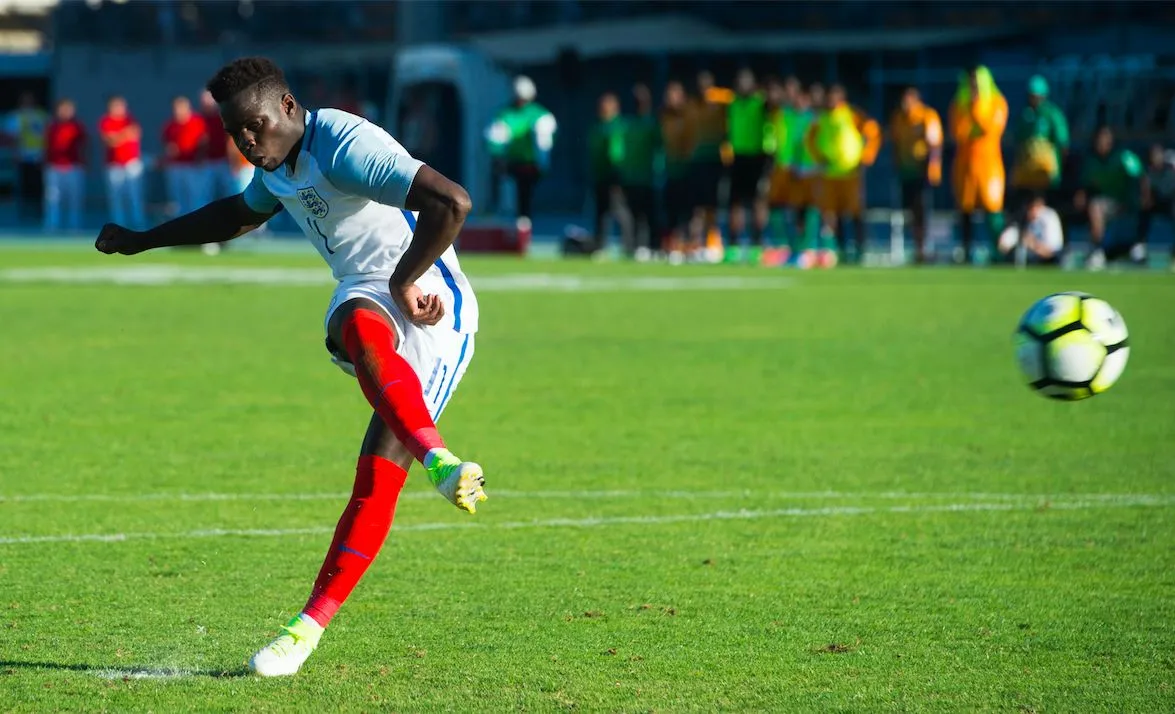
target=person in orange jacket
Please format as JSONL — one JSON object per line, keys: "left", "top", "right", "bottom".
{"left": 949, "top": 65, "right": 1007, "bottom": 263}
{"left": 889, "top": 86, "right": 943, "bottom": 264}
{"left": 806, "top": 84, "right": 881, "bottom": 264}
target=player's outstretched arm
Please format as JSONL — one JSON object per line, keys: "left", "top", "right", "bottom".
{"left": 95, "top": 194, "right": 278, "bottom": 255}
{"left": 388, "top": 166, "right": 472, "bottom": 324}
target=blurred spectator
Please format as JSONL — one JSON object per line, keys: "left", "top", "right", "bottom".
{"left": 98, "top": 96, "right": 145, "bottom": 231}
{"left": 618, "top": 83, "right": 662, "bottom": 261}
{"left": 997, "top": 193, "right": 1063, "bottom": 265}
{"left": 43, "top": 99, "right": 86, "bottom": 233}
{"left": 485, "top": 75, "right": 557, "bottom": 239}
{"left": 767, "top": 80, "right": 821, "bottom": 266}
{"left": 763, "top": 77, "right": 790, "bottom": 263}
{"left": 587, "top": 92, "right": 624, "bottom": 253}
{"left": 1077, "top": 126, "right": 1144, "bottom": 269}
{"left": 949, "top": 65, "right": 1007, "bottom": 264}
{"left": 808, "top": 84, "right": 879, "bottom": 264}
{"left": 889, "top": 86, "right": 943, "bottom": 264}
{"left": 161, "top": 96, "right": 208, "bottom": 217}
{"left": 6, "top": 92, "right": 48, "bottom": 222}
{"left": 200, "top": 90, "right": 235, "bottom": 201}
{"left": 688, "top": 70, "right": 730, "bottom": 260}
{"left": 230, "top": 134, "right": 253, "bottom": 194}
{"left": 659, "top": 80, "right": 696, "bottom": 262}
{"left": 725, "top": 68, "right": 770, "bottom": 264}
{"left": 1010, "top": 76, "right": 1069, "bottom": 214}
{"left": 1139, "top": 144, "right": 1175, "bottom": 256}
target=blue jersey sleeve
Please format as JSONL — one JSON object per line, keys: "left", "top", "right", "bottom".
{"left": 241, "top": 168, "right": 281, "bottom": 214}
{"left": 311, "top": 109, "right": 424, "bottom": 208}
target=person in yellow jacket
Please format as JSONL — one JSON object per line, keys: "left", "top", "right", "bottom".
{"left": 889, "top": 86, "right": 943, "bottom": 264}
{"left": 948, "top": 65, "right": 1008, "bottom": 263}
{"left": 806, "top": 84, "right": 881, "bottom": 264}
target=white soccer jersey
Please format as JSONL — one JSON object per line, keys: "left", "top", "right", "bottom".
{"left": 242, "top": 109, "right": 478, "bottom": 334}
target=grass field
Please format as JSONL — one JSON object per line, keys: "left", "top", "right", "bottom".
{"left": 1, "top": 245, "right": 1173, "bottom": 713}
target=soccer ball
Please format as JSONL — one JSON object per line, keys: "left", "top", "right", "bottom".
{"left": 1014, "top": 292, "right": 1129, "bottom": 400}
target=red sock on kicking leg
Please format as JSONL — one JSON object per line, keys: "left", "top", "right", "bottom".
{"left": 302, "top": 455, "right": 408, "bottom": 627}
{"left": 341, "top": 308, "right": 444, "bottom": 463}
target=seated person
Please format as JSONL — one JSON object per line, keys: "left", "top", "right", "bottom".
{"left": 998, "top": 193, "right": 1063, "bottom": 265}
{"left": 1076, "top": 127, "right": 1143, "bottom": 269}
{"left": 1139, "top": 144, "right": 1175, "bottom": 255}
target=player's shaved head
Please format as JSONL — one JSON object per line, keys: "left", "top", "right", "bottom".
{"left": 209, "top": 56, "right": 303, "bottom": 173}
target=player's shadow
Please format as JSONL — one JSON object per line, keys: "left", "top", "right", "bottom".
{"left": 0, "top": 660, "right": 250, "bottom": 679}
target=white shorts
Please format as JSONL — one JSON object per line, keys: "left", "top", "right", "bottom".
{"left": 324, "top": 279, "right": 475, "bottom": 421}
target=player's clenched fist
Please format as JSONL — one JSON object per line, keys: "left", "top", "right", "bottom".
{"left": 95, "top": 223, "right": 147, "bottom": 255}
{"left": 391, "top": 281, "right": 445, "bottom": 326}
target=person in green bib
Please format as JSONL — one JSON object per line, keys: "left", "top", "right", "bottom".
{"left": 1077, "top": 126, "right": 1145, "bottom": 269}
{"left": 485, "top": 76, "right": 557, "bottom": 233}
{"left": 1010, "top": 75, "right": 1069, "bottom": 216}
{"left": 587, "top": 92, "right": 624, "bottom": 253}
{"left": 764, "top": 77, "right": 821, "bottom": 265}
{"left": 618, "top": 84, "right": 663, "bottom": 259}
{"left": 726, "top": 68, "right": 770, "bottom": 264}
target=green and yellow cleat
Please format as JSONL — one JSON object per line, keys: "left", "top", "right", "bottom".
{"left": 249, "top": 614, "right": 324, "bottom": 677}
{"left": 425, "top": 448, "right": 487, "bottom": 514}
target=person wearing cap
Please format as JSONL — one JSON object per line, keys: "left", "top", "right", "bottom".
{"left": 485, "top": 76, "right": 557, "bottom": 239}
{"left": 1011, "top": 75, "right": 1069, "bottom": 216}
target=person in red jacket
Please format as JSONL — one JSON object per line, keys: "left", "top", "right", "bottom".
{"left": 44, "top": 98, "right": 86, "bottom": 232}
{"left": 161, "top": 95, "right": 207, "bottom": 217}
{"left": 200, "top": 89, "right": 235, "bottom": 200}
{"left": 98, "top": 95, "right": 146, "bottom": 229}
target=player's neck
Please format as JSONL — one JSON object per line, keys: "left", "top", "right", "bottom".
{"left": 282, "top": 107, "right": 309, "bottom": 173}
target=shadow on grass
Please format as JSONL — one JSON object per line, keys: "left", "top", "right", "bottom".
{"left": 0, "top": 660, "right": 250, "bottom": 679}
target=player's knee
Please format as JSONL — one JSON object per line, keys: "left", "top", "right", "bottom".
{"left": 328, "top": 298, "right": 397, "bottom": 354}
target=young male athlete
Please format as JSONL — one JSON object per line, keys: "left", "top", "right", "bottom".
{"left": 94, "top": 57, "right": 486, "bottom": 677}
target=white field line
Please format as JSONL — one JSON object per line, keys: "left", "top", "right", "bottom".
{"left": 0, "top": 497, "right": 1168, "bottom": 546}
{"left": 0, "top": 266, "right": 793, "bottom": 292}
{"left": 1, "top": 489, "right": 1171, "bottom": 504}
{"left": 92, "top": 667, "right": 198, "bottom": 680}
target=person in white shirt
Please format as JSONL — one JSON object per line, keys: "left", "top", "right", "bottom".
{"left": 94, "top": 57, "right": 485, "bottom": 677}
{"left": 998, "top": 193, "right": 1063, "bottom": 265}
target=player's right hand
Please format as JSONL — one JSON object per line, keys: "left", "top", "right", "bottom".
{"left": 391, "top": 281, "right": 445, "bottom": 326}
{"left": 95, "top": 223, "right": 147, "bottom": 255}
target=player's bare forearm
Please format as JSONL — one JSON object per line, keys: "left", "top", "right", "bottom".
{"left": 96, "top": 194, "right": 275, "bottom": 255}
{"left": 391, "top": 166, "right": 472, "bottom": 287}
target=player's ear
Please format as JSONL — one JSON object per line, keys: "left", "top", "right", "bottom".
{"left": 282, "top": 93, "right": 296, "bottom": 118}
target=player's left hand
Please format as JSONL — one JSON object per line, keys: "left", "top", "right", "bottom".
{"left": 391, "top": 281, "right": 445, "bottom": 326}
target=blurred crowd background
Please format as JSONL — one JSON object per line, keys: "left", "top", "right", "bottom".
{"left": 1, "top": 0, "right": 1174, "bottom": 268}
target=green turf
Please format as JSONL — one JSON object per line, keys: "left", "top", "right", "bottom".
{"left": 1, "top": 246, "right": 1173, "bottom": 712}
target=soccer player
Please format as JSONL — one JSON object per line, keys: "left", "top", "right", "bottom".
{"left": 725, "top": 69, "right": 771, "bottom": 265}
{"left": 94, "top": 57, "right": 486, "bottom": 677}
{"left": 949, "top": 66, "right": 1008, "bottom": 264}
{"left": 659, "top": 80, "right": 697, "bottom": 263}
{"left": 484, "top": 75, "right": 556, "bottom": 243}
{"left": 1076, "top": 126, "right": 1145, "bottom": 269}
{"left": 889, "top": 86, "right": 943, "bottom": 264}
{"left": 688, "top": 71, "right": 731, "bottom": 261}
{"left": 618, "top": 83, "right": 662, "bottom": 261}
{"left": 807, "top": 84, "right": 880, "bottom": 265}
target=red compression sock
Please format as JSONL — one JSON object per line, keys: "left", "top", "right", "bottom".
{"left": 302, "top": 455, "right": 408, "bottom": 627}
{"left": 341, "top": 308, "right": 444, "bottom": 463}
